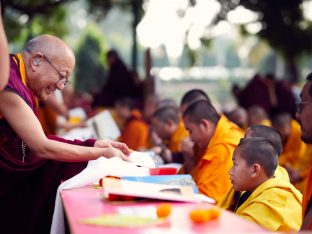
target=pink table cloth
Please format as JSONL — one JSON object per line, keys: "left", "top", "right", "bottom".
{"left": 61, "top": 187, "right": 268, "bottom": 234}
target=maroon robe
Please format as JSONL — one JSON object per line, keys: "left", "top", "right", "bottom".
{"left": 0, "top": 55, "right": 95, "bottom": 234}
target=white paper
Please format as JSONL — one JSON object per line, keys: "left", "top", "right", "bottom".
{"left": 128, "top": 151, "right": 156, "bottom": 168}
{"left": 86, "top": 110, "right": 120, "bottom": 140}
{"left": 50, "top": 157, "right": 150, "bottom": 234}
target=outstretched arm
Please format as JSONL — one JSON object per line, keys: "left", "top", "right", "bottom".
{"left": 0, "top": 90, "right": 128, "bottom": 162}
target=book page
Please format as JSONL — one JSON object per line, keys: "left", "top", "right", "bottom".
{"left": 86, "top": 110, "right": 120, "bottom": 140}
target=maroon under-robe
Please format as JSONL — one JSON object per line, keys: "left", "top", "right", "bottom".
{"left": 0, "top": 55, "right": 95, "bottom": 234}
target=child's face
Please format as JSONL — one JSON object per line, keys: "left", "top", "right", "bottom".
{"left": 229, "top": 150, "right": 254, "bottom": 191}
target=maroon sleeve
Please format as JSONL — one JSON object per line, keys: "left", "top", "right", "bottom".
{"left": 48, "top": 135, "right": 96, "bottom": 147}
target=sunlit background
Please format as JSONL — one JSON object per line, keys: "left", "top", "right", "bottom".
{"left": 4, "top": 0, "right": 312, "bottom": 109}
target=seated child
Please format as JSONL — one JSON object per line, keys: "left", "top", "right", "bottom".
{"left": 218, "top": 125, "right": 289, "bottom": 211}
{"left": 230, "top": 137, "right": 302, "bottom": 231}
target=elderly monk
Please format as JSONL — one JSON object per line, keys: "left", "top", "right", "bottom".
{"left": 297, "top": 73, "right": 312, "bottom": 230}
{"left": 183, "top": 100, "right": 243, "bottom": 202}
{"left": 0, "top": 4, "right": 9, "bottom": 90}
{"left": 0, "top": 35, "right": 130, "bottom": 234}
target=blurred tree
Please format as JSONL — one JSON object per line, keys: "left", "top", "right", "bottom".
{"left": 87, "top": 0, "right": 144, "bottom": 72}
{"left": 2, "top": 0, "right": 69, "bottom": 49}
{"left": 74, "top": 24, "right": 107, "bottom": 94}
{"left": 3, "top": 0, "right": 144, "bottom": 71}
{"left": 213, "top": 0, "right": 312, "bottom": 83}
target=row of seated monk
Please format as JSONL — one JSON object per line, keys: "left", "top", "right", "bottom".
{"left": 40, "top": 85, "right": 311, "bottom": 232}
{"left": 0, "top": 34, "right": 311, "bottom": 233}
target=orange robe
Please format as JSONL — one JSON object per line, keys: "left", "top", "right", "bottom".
{"left": 190, "top": 115, "right": 244, "bottom": 202}
{"left": 279, "top": 120, "right": 312, "bottom": 191}
{"left": 118, "top": 110, "right": 149, "bottom": 151}
{"left": 260, "top": 119, "right": 271, "bottom": 127}
{"left": 279, "top": 120, "right": 307, "bottom": 167}
{"left": 302, "top": 167, "right": 312, "bottom": 230}
{"left": 165, "top": 120, "right": 189, "bottom": 153}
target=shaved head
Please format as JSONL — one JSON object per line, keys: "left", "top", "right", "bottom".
{"left": 245, "top": 125, "right": 283, "bottom": 155}
{"left": 152, "top": 106, "right": 179, "bottom": 124}
{"left": 272, "top": 113, "right": 292, "bottom": 129}
{"left": 236, "top": 137, "right": 278, "bottom": 177}
{"left": 180, "top": 89, "right": 210, "bottom": 113}
{"left": 183, "top": 100, "right": 220, "bottom": 125}
{"left": 248, "top": 105, "right": 268, "bottom": 125}
{"left": 23, "top": 35, "right": 75, "bottom": 74}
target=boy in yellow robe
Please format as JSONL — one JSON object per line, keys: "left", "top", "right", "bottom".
{"left": 218, "top": 124, "right": 289, "bottom": 210}
{"left": 183, "top": 100, "right": 243, "bottom": 202}
{"left": 230, "top": 138, "right": 302, "bottom": 232}
{"left": 151, "top": 106, "right": 188, "bottom": 163}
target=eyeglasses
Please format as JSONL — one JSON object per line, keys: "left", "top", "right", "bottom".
{"left": 296, "top": 102, "right": 312, "bottom": 113}
{"left": 43, "top": 55, "right": 70, "bottom": 87}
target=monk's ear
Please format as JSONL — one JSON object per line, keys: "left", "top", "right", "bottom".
{"left": 30, "top": 52, "right": 44, "bottom": 70}
{"left": 250, "top": 163, "right": 261, "bottom": 178}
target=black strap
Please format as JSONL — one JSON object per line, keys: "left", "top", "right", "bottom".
{"left": 234, "top": 191, "right": 252, "bottom": 212}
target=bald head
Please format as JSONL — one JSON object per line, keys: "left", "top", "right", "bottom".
{"left": 236, "top": 137, "right": 278, "bottom": 177}
{"left": 21, "top": 35, "right": 75, "bottom": 100}
{"left": 248, "top": 105, "right": 268, "bottom": 126}
{"left": 152, "top": 106, "right": 179, "bottom": 124}
{"left": 183, "top": 100, "right": 220, "bottom": 125}
{"left": 180, "top": 89, "right": 210, "bottom": 113}
{"left": 245, "top": 125, "right": 283, "bottom": 155}
{"left": 23, "top": 35, "right": 75, "bottom": 75}
{"left": 272, "top": 113, "right": 291, "bottom": 129}
{"left": 228, "top": 107, "right": 247, "bottom": 129}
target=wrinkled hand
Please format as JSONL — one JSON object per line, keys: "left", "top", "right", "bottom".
{"left": 94, "top": 139, "right": 131, "bottom": 156}
{"left": 103, "top": 147, "right": 130, "bottom": 161}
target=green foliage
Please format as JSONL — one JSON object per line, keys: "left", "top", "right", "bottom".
{"left": 4, "top": 2, "right": 69, "bottom": 50}
{"left": 74, "top": 25, "right": 107, "bottom": 94}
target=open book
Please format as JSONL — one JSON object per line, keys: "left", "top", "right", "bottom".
{"left": 86, "top": 110, "right": 120, "bottom": 140}
{"left": 102, "top": 178, "right": 215, "bottom": 203}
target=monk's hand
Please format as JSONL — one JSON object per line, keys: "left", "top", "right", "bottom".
{"left": 105, "top": 139, "right": 131, "bottom": 156}
{"left": 104, "top": 147, "right": 130, "bottom": 161}
{"left": 94, "top": 139, "right": 112, "bottom": 148}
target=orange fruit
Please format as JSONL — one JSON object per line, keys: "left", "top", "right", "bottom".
{"left": 189, "top": 208, "right": 221, "bottom": 223}
{"left": 156, "top": 203, "right": 172, "bottom": 218}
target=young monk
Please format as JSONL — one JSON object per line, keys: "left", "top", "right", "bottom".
{"left": 115, "top": 97, "right": 149, "bottom": 151}
{"left": 180, "top": 88, "right": 210, "bottom": 114}
{"left": 230, "top": 137, "right": 302, "bottom": 231}
{"left": 183, "top": 100, "right": 243, "bottom": 202}
{"left": 151, "top": 106, "right": 188, "bottom": 163}
{"left": 218, "top": 124, "right": 289, "bottom": 210}
{"left": 179, "top": 89, "right": 210, "bottom": 173}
